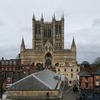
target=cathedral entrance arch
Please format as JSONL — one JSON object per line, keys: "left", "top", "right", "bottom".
{"left": 45, "top": 52, "right": 52, "bottom": 68}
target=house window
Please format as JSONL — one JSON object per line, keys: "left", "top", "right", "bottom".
{"left": 96, "top": 79, "right": 99, "bottom": 86}
{"left": 77, "top": 69, "right": 78, "bottom": 72}
{"left": 9, "top": 61, "right": 12, "bottom": 65}
{"left": 5, "top": 61, "right": 8, "bottom": 65}
{"left": 13, "top": 61, "right": 16, "bottom": 65}
{"left": 2, "top": 68, "right": 4, "bottom": 71}
{"left": 1, "top": 61, "right": 4, "bottom": 65}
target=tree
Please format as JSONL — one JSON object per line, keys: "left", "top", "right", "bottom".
{"left": 93, "top": 57, "right": 100, "bottom": 67}
{"left": 81, "top": 61, "right": 90, "bottom": 68}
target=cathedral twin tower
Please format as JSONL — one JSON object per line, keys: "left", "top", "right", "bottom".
{"left": 20, "top": 14, "right": 76, "bottom": 68}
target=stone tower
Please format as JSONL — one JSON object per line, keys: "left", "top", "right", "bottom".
{"left": 32, "top": 14, "right": 64, "bottom": 51}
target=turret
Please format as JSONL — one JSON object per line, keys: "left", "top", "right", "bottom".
{"left": 32, "top": 13, "right": 35, "bottom": 49}
{"left": 20, "top": 37, "right": 25, "bottom": 52}
{"left": 61, "top": 14, "right": 64, "bottom": 50}
{"left": 32, "top": 13, "right": 35, "bottom": 21}
{"left": 52, "top": 13, "right": 56, "bottom": 21}
{"left": 71, "top": 37, "right": 76, "bottom": 51}
{"left": 41, "top": 13, "right": 44, "bottom": 21}
{"left": 61, "top": 13, "right": 64, "bottom": 21}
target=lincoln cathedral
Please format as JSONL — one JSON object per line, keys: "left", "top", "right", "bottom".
{"left": 20, "top": 14, "right": 77, "bottom": 69}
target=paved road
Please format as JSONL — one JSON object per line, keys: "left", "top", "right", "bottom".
{"left": 63, "top": 86, "right": 77, "bottom": 100}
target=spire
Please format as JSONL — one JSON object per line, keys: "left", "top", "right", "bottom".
{"left": 52, "top": 13, "right": 56, "bottom": 21}
{"left": 32, "top": 13, "right": 35, "bottom": 20}
{"left": 21, "top": 37, "right": 25, "bottom": 49}
{"left": 61, "top": 13, "right": 64, "bottom": 21}
{"left": 41, "top": 13, "right": 44, "bottom": 21}
{"left": 72, "top": 37, "right": 76, "bottom": 47}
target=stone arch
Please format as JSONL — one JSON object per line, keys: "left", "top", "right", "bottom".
{"left": 45, "top": 52, "right": 52, "bottom": 68}
{"left": 55, "top": 63, "right": 59, "bottom": 67}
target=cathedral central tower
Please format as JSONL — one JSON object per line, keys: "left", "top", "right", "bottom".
{"left": 32, "top": 14, "right": 64, "bottom": 50}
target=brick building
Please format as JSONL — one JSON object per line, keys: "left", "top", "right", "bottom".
{"left": 79, "top": 68, "right": 100, "bottom": 100}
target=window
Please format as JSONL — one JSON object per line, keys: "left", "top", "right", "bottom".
{"left": 64, "top": 68, "right": 66, "bottom": 72}
{"left": 77, "top": 69, "right": 78, "bottom": 72}
{"left": 5, "top": 61, "right": 8, "bottom": 65}
{"left": 58, "top": 68, "right": 60, "bottom": 72}
{"left": 1, "top": 61, "right": 4, "bottom": 65}
{"left": 71, "top": 73, "right": 73, "bottom": 78}
{"left": 69, "top": 81, "right": 72, "bottom": 84}
{"left": 9, "top": 61, "right": 12, "bottom": 65}
{"left": 13, "top": 61, "right": 16, "bottom": 65}
{"left": 71, "top": 69, "right": 73, "bottom": 72}
{"left": 2, "top": 68, "right": 4, "bottom": 71}
{"left": 96, "top": 79, "right": 99, "bottom": 86}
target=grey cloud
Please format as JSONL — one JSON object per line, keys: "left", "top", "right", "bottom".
{"left": 66, "top": 23, "right": 100, "bottom": 63}
{"left": 0, "top": 44, "right": 19, "bottom": 59}
{"left": 92, "top": 18, "right": 100, "bottom": 27}
{"left": 0, "top": 20, "right": 5, "bottom": 26}
{"left": 18, "top": 26, "right": 31, "bottom": 33}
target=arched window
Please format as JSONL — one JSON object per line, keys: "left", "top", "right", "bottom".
{"left": 64, "top": 68, "right": 66, "bottom": 72}
{"left": 71, "top": 69, "right": 73, "bottom": 72}
{"left": 58, "top": 68, "right": 60, "bottom": 72}
{"left": 69, "top": 81, "right": 72, "bottom": 84}
{"left": 71, "top": 73, "right": 73, "bottom": 78}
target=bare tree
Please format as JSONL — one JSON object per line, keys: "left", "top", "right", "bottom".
{"left": 93, "top": 57, "right": 100, "bottom": 67}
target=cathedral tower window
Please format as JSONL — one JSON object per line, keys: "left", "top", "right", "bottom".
{"left": 35, "top": 24, "right": 40, "bottom": 34}
{"left": 64, "top": 68, "right": 66, "bottom": 72}
{"left": 71, "top": 73, "right": 73, "bottom": 78}
{"left": 71, "top": 69, "right": 73, "bottom": 72}
{"left": 55, "top": 24, "right": 61, "bottom": 34}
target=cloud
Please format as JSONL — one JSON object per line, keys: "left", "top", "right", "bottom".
{"left": 92, "top": 18, "right": 100, "bottom": 27}
{"left": 0, "top": 43, "right": 19, "bottom": 59}
{"left": 0, "top": 20, "right": 5, "bottom": 26}
{"left": 18, "top": 26, "right": 31, "bottom": 33}
{"left": 67, "top": 20, "right": 100, "bottom": 64}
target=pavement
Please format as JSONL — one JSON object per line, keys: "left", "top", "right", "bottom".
{"left": 63, "top": 86, "right": 78, "bottom": 100}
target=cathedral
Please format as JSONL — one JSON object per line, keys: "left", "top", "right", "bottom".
{"left": 20, "top": 14, "right": 77, "bottom": 69}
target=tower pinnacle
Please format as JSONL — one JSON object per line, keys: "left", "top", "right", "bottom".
{"left": 32, "top": 13, "right": 35, "bottom": 20}
{"left": 21, "top": 37, "right": 25, "bottom": 50}
{"left": 41, "top": 13, "right": 44, "bottom": 21}
{"left": 52, "top": 13, "right": 56, "bottom": 21}
{"left": 61, "top": 13, "right": 64, "bottom": 21}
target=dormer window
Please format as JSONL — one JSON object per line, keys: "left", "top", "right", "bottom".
{"left": 1, "top": 61, "right": 4, "bottom": 65}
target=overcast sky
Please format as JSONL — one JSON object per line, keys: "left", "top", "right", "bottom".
{"left": 0, "top": 0, "right": 100, "bottom": 64}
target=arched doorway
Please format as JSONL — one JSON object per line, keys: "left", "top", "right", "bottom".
{"left": 45, "top": 52, "right": 52, "bottom": 68}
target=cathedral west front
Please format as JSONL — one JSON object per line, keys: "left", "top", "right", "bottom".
{"left": 20, "top": 14, "right": 77, "bottom": 70}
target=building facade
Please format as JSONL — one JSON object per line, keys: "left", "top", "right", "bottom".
{"left": 56, "top": 64, "right": 79, "bottom": 86}
{"left": 20, "top": 14, "right": 77, "bottom": 70}
{"left": 79, "top": 69, "right": 100, "bottom": 100}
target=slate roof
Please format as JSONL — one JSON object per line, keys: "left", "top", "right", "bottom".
{"left": 92, "top": 69, "right": 100, "bottom": 75}
{"left": 79, "top": 71, "right": 92, "bottom": 77}
{"left": 8, "top": 69, "right": 59, "bottom": 91}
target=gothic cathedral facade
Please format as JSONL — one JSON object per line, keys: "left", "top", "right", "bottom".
{"left": 20, "top": 14, "right": 77, "bottom": 69}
